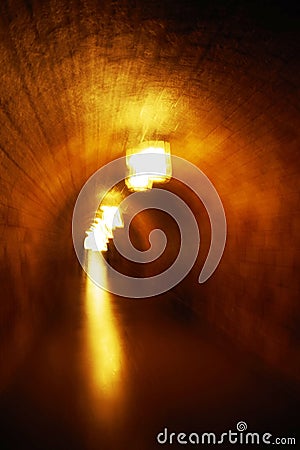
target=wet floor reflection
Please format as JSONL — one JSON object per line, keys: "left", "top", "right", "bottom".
{"left": 80, "top": 251, "right": 128, "bottom": 448}
{"left": 85, "top": 251, "right": 121, "bottom": 396}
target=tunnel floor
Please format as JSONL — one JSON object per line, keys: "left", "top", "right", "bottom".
{"left": 0, "top": 269, "right": 299, "bottom": 450}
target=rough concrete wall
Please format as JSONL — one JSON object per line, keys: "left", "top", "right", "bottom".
{"left": 0, "top": 0, "right": 299, "bottom": 382}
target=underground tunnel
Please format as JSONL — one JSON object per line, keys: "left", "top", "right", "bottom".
{"left": 0, "top": 0, "right": 299, "bottom": 448}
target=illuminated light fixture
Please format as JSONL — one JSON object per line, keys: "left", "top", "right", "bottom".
{"left": 100, "top": 206, "right": 123, "bottom": 238}
{"left": 126, "top": 141, "right": 172, "bottom": 192}
{"left": 84, "top": 206, "right": 123, "bottom": 252}
{"left": 126, "top": 174, "right": 153, "bottom": 192}
{"left": 84, "top": 226, "right": 108, "bottom": 252}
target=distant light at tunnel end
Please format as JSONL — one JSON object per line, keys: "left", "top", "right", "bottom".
{"left": 72, "top": 151, "right": 227, "bottom": 298}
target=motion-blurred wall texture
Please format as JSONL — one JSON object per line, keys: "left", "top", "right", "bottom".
{"left": 0, "top": 0, "right": 299, "bottom": 386}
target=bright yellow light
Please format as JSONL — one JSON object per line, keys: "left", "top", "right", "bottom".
{"left": 84, "top": 230, "right": 108, "bottom": 252}
{"left": 125, "top": 174, "right": 153, "bottom": 191}
{"left": 84, "top": 251, "right": 122, "bottom": 401}
{"left": 84, "top": 206, "right": 123, "bottom": 251}
{"left": 126, "top": 141, "right": 172, "bottom": 191}
{"left": 100, "top": 206, "right": 123, "bottom": 234}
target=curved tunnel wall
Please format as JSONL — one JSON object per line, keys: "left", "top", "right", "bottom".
{"left": 0, "top": 0, "right": 299, "bottom": 385}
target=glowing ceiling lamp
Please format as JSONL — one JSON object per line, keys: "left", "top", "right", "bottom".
{"left": 84, "top": 206, "right": 124, "bottom": 252}
{"left": 100, "top": 206, "right": 123, "bottom": 238}
{"left": 126, "top": 141, "right": 172, "bottom": 192}
{"left": 84, "top": 224, "right": 108, "bottom": 252}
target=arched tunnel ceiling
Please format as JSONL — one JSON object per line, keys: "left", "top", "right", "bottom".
{"left": 0, "top": 0, "right": 299, "bottom": 381}
{"left": 0, "top": 0, "right": 299, "bottom": 192}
